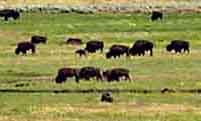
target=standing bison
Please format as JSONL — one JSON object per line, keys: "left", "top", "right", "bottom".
{"left": 85, "top": 40, "right": 104, "bottom": 53}
{"left": 103, "top": 68, "right": 131, "bottom": 82}
{"left": 129, "top": 40, "right": 154, "bottom": 56}
{"left": 0, "top": 9, "right": 20, "bottom": 21}
{"left": 106, "top": 44, "right": 129, "bottom": 59}
{"left": 79, "top": 66, "right": 103, "bottom": 81}
{"left": 66, "top": 38, "right": 83, "bottom": 45}
{"left": 166, "top": 40, "right": 190, "bottom": 54}
{"left": 151, "top": 11, "right": 163, "bottom": 21}
{"left": 31, "top": 35, "right": 47, "bottom": 44}
{"left": 55, "top": 67, "right": 80, "bottom": 83}
{"left": 15, "top": 42, "right": 35, "bottom": 55}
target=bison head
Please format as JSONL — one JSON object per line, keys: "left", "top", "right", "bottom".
{"left": 166, "top": 44, "right": 173, "bottom": 52}
{"left": 106, "top": 52, "right": 111, "bottom": 59}
{"left": 15, "top": 48, "right": 20, "bottom": 55}
{"left": 55, "top": 75, "right": 66, "bottom": 83}
{"left": 13, "top": 11, "right": 20, "bottom": 20}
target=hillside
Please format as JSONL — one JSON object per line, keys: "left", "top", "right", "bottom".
{"left": 0, "top": 0, "right": 200, "bottom": 6}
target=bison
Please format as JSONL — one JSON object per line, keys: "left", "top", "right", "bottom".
{"left": 79, "top": 66, "right": 102, "bottom": 81}
{"left": 103, "top": 68, "right": 131, "bottom": 82}
{"left": 15, "top": 41, "right": 35, "bottom": 55}
{"left": 129, "top": 40, "right": 154, "bottom": 56}
{"left": 75, "top": 49, "right": 87, "bottom": 57}
{"left": 151, "top": 11, "right": 163, "bottom": 21}
{"left": 101, "top": 92, "right": 113, "bottom": 103}
{"left": 166, "top": 40, "right": 190, "bottom": 54}
{"left": 66, "top": 38, "right": 83, "bottom": 45}
{"left": 0, "top": 9, "right": 20, "bottom": 21}
{"left": 55, "top": 67, "right": 80, "bottom": 83}
{"left": 31, "top": 35, "right": 47, "bottom": 44}
{"left": 106, "top": 44, "right": 130, "bottom": 59}
{"left": 85, "top": 40, "right": 104, "bottom": 53}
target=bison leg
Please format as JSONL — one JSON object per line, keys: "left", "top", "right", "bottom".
{"left": 184, "top": 48, "right": 190, "bottom": 54}
{"left": 22, "top": 50, "right": 27, "bottom": 55}
{"left": 150, "top": 49, "right": 153, "bottom": 56}
{"left": 142, "top": 51, "right": 145, "bottom": 56}
{"left": 138, "top": 52, "right": 141, "bottom": 56}
{"left": 4, "top": 16, "right": 8, "bottom": 21}
{"left": 126, "top": 51, "right": 129, "bottom": 57}
{"left": 75, "top": 76, "right": 80, "bottom": 83}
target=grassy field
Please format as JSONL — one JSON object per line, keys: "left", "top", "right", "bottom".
{"left": 0, "top": 12, "right": 201, "bottom": 120}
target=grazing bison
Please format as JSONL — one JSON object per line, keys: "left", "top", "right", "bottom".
{"left": 106, "top": 44, "right": 130, "bottom": 59}
{"left": 129, "top": 40, "right": 154, "bottom": 56}
{"left": 75, "top": 49, "right": 87, "bottom": 57}
{"left": 101, "top": 92, "right": 113, "bottom": 103}
{"left": 166, "top": 40, "right": 190, "bottom": 54}
{"left": 161, "top": 88, "right": 175, "bottom": 94}
{"left": 31, "top": 35, "right": 47, "bottom": 44}
{"left": 85, "top": 40, "right": 104, "bottom": 53}
{"left": 15, "top": 42, "right": 35, "bottom": 55}
{"left": 79, "top": 66, "right": 102, "bottom": 81}
{"left": 66, "top": 38, "right": 83, "bottom": 45}
{"left": 103, "top": 68, "right": 131, "bottom": 82}
{"left": 55, "top": 67, "right": 80, "bottom": 83}
{"left": 151, "top": 11, "right": 163, "bottom": 21}
{"left": 0, "top": 9, "right": 20, "bottom": 21}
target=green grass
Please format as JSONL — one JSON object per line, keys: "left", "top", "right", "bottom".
{"left": 0, "top": 12, "right": 201, "bottom": 120}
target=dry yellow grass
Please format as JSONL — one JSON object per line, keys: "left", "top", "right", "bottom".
{"left": 31, "top": 103, "right": 200, "bottom": 114}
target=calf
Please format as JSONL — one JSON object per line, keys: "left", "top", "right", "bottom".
{"left": 85, "top": 40, "right": 104, "bottom": 53}
{"left": 106, "top": 44, "right": 129, "bottom": 59}
{"left": 129, "top": 40, "right": 154, "bottom": 56}
{"left": 0, "top": 9, "right": 20, "bottom": 21}
{"left": 31, "top": 35, "right": 47, "bottom": 44}
{"left": 166, "top": 40, "right": 190, "bottom": 54}
{"left": 101, "top": 92, "right": 113, "bottom": 103}
{"left": 55, "top": 67, "right": 80, "bottom": 83}
{"left": 103, "top": 68, "right": 131, "bottom": 82}
{"left": 75, "top": 49, "right": 87, "bottom": 57}
{"left": 15, "top": 41, "right": 35, "bottom": 55}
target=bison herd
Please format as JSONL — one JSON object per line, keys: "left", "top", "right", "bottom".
{"left": 14, "top": 35, "right": 190, "bottom": 83}
{"left": 0, "top": 8, "right": 191, "bottom": 84}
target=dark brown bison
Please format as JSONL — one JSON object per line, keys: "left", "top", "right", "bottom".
{"left": 75, "top": 49, "right": 87, "bottom": 57}
{"left": 55, "top": 67, "right": 80, "bottom": 83}
{"left": 161, "top": 88, "right": 175, "bottom": 94}
{"left": 166, "top": 40, "right": 190, "bottom": 54}
{"left": 151, "top": 11, "right": 163, "bottom": 21}
{"left": 15, "top": 41, "right": 35, "bottom": 55}
{"left": 31, "top": 35, "right": 47, "bottom": 44}
{"left": 129, "top": 40, "right": 154, "bottom": 56}
{"left": 66, "top": 38, "right": 83, "bottom": 45}
{"left": 101, "top": 92, "right": 113, "bottom": 103}
{"left": 79, "top": 66, "right": 102, "bottom": 81}
{"left": 0, "top": 9, "right": 20, "bottom": 21}
{"left": 106, "top": 44, "right": 129, "bottom": 59}
{"left": 85, "top": 40, "right": 104, "bottom": 53}
{"left": 103, "top": 68, "right": 131, "bottom": 82}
